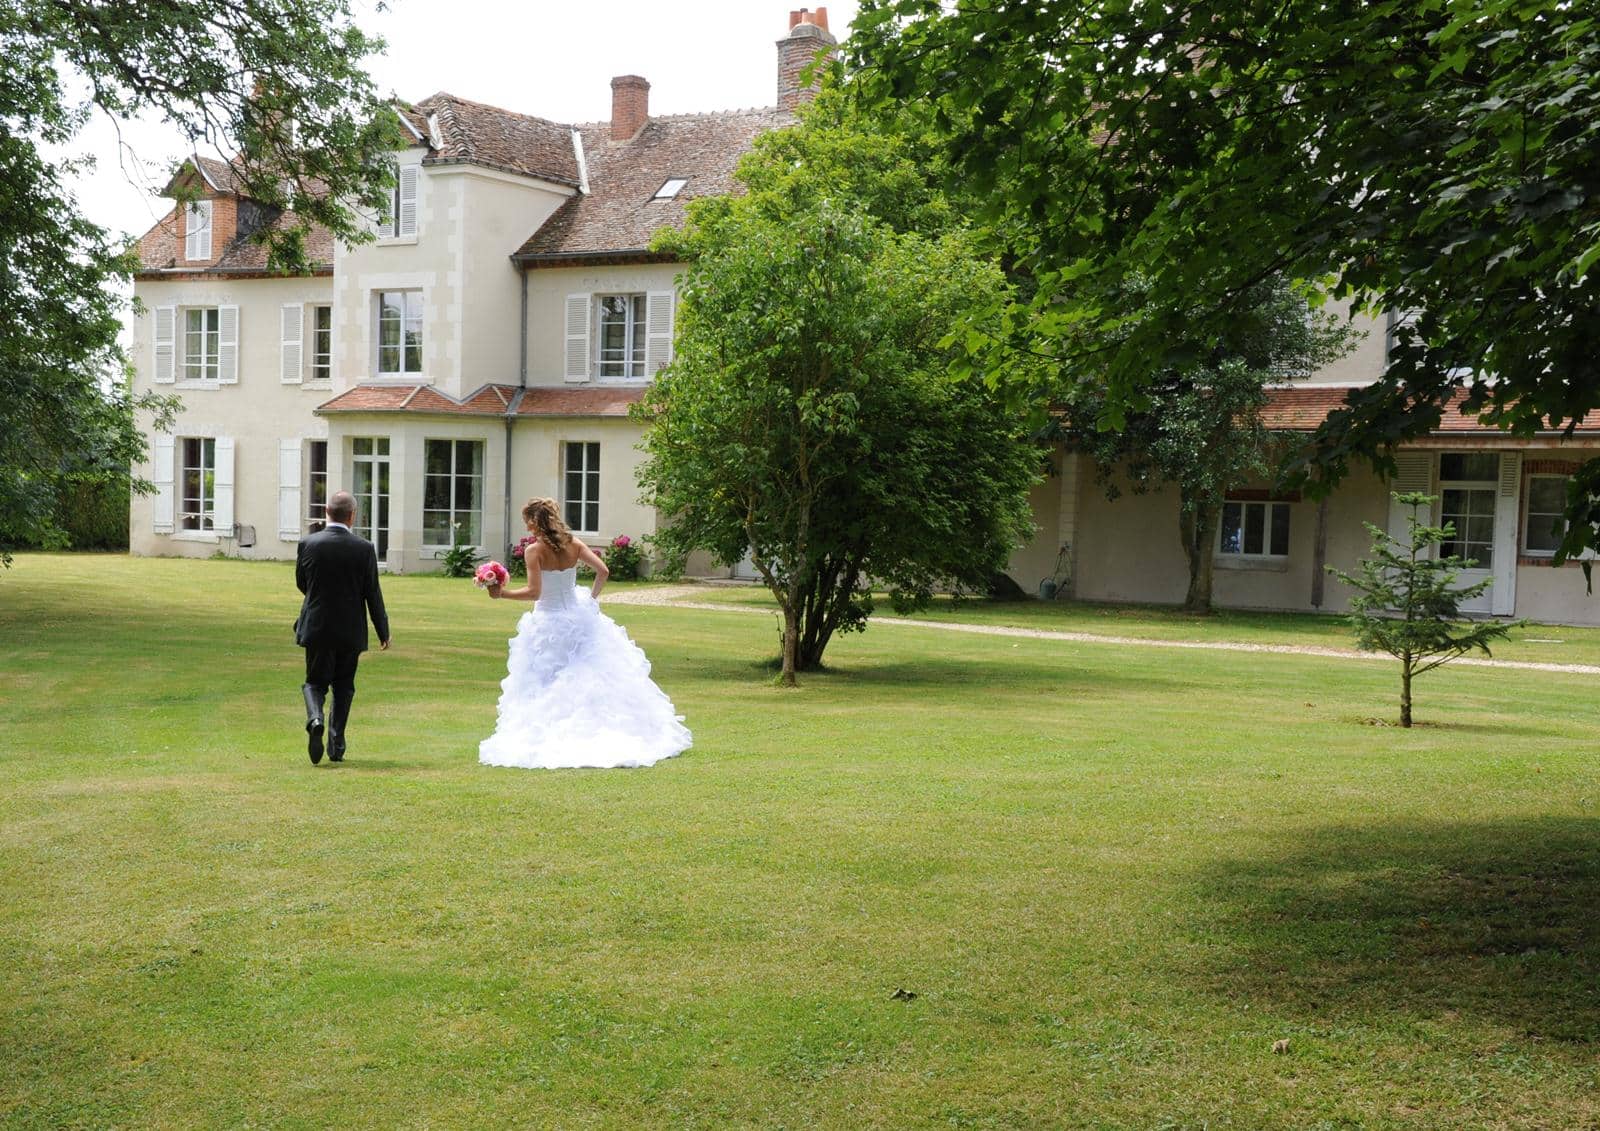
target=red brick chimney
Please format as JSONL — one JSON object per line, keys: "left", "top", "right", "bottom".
{"left": 610, "top": 75, "right": 650, "bottom": 141}
{"left": 777, "top": 8, "right": 837, "bottom": 113}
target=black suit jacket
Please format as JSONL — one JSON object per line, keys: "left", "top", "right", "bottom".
{"left": 295, "top": 525, "right": 390, "bottom": 652}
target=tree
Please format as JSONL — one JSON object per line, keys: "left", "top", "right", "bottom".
{"left": 638, "top": 200, "right": 1040, "bottom": 686}
{"left": 1327, "top": 493, "right": 1519, "bottom": 727}
{"left": 0, "top": 1, "right": 401, "bottom": 563}
{"left": 851, "top": 0, "right": 1600, "bottom": 560}
{"left": 1061, "top": 277, "right": 1357, "bottom": 613}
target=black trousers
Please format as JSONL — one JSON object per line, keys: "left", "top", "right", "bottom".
{"left": 304, "top": 647, "right": 360, "bottom": 696}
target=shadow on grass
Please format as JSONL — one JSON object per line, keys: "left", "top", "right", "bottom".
{"left": 1186, "top": 817, "right": 1600, "bottom": 1041}
{"left": 709, "top": 652, "right": 1177, "bottom": 694}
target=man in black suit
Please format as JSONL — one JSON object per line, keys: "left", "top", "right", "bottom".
{"left": 295, "top": 490, "right": 390, "bottom": 764}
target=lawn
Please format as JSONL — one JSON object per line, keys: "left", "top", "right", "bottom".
{"left": 2, "top": 554, "right": 1597, "bottom": 1128}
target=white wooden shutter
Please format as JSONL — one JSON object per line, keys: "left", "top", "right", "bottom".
{"left": 564, "top": 293, "right": 590, "bottom": 382}
{"left": 1491, "top": 452, "right": 1522, "bottom": 615}
{"left": 185, "top": 201, "right": 212, "bottom": 260}
{"left": 1387, "top": 451, "right": 1434, "bottom": 542}
{"left": 397, "top": 164, "right": 419, "bottom": 237}
{"left": 278, "top": 439, "right": 303, "bottom": 541}
{"left": 645, "top": 291, "right": 675, "bottom": 375}
{"left": 214, "top": 436, "right": 236, "bottom": 533}
{"left": 152, "top": 434, "right": 175, "bottom": 534}
{"left": 280, "top": 303, "right": 304, "bottom": 384}
{"left": 217, "top": 305, "right": 239, "bottom": 384}
{"left": 153, "top": 306, "right": 176, "bottom": 384}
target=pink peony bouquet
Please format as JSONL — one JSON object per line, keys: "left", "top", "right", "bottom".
{"left": 474, "top": 560, "right": 509, "bottom": 589}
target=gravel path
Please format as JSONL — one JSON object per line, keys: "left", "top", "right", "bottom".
{"left": 604, "top": 587, "right": 1600, "bottom": 676}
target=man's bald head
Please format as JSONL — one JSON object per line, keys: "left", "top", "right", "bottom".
{"left": 326, "top": 490, "right": 356, "bottom": 524}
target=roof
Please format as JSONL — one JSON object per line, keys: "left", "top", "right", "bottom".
{"left": 133, "top": 207, "right": 334, "bottom": 275}
{"left": 315, "top": 383, "right": 646, "bottom": 418}
{"left": 1261, "top": 384, "right": 1600, "bottom": 436}
{"left": 514, "top": 108, "right": 786, "bottom": 262}
{"left": 412, "top": 93, "right": 582, "bottom": 187}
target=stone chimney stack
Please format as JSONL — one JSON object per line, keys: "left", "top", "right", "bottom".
{"left": 610, "top": 75, "right": 650, "bottom": 141}
{"left": 777, "top": 8, "right": 837, "bottom": 114}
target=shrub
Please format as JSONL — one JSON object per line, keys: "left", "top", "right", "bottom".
{"left": 603, "top": 534, "right": 644, "bottom": 580}
{"left": 437, "top": 523, "right": 483, "bottom": 578}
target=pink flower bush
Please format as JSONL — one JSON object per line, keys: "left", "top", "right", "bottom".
{"left": 611, "top": 534, "right": 631, "bottom": 548}
{"left": 474, "top": 560, "right": 509, "bottom": 589}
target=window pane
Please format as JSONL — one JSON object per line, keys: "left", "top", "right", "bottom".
{"left": 353, "top": 437, "right": 372, "bottom": 456}
{"left": 1220, "top": 503, "right": 1242, "bottom": 554}
{"left": 457, "top": 440, "right": 481, "bottom": 475}
{"left": 425, "top": 439, "right": 450, "bottom": 476}
{"left": 1243, "top": 503, "right": 1264, "bottom": 555}
{"left": 1528, "top": 477, "right": 1566, "bottom": 514}
{"left": 1441, "top": 453, "right": 1499, "bottom": 481}
{"left": 585, "top": 502, "right": 599, "bottom": 532}
{"left": 1270, "top": 504, "right": 1290, "bottom": 556}
{"left": 1527, "top": 513, "right": 1565, "bottom": 552}
{"left": 564, "top": 499, "right": 583, "bottom": 529}
{"left": 423, "top": 512, "right": 451, "bottom": 545}
{"left": 424, "top": 475, "right": 450, "bottom": 511}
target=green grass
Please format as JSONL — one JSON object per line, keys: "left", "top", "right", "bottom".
{"left": 2, "top": 554, "right": 1597, "bottom": 1128}
{"left": 683, "top": 583, "right": 1600, "bottom": 668}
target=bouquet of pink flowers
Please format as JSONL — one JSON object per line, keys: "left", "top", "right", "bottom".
{"left": 474, "top": 560, "right": 509, "bottom": 589}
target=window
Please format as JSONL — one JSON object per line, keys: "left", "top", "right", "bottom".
{"left": 596, "top": 294, "right": 646, "bottom": 379}
{"left": 1523, "top": 475, "right": 1568, "bottom": 556}
{"left": 379, "top": 162, "right": 417, "bottom": 238}
{"left": 1438, "top": 453, "right": 1498, "bottom": 569}
{"left": 185, "top": 200, "right": 212, "bottom": 260}
{"left": 306, "top": 440, "right": 328, "bottom": 524}
{"left": 563, "top": 442, "right": 600, "bottom": 533}
{"left": 310, "top": 305, "right": 332, "bottom": 383}
{"left": 376, "top": 290, "right": 423, "bottom": 376}
{"left": 652, "top": 177, "right": 688, "bottom": 200}
{"left": 180, "top": 437, "right": 216, "bottom": 531}
{"left": 184, "top": 308, "right": 220, "bottom": 381}
{"left": 1219, "top": 500, "right": 1290, "bottom": 558}
{"left": 423, "top": 440, "right": 484, "bottom": 546}
{"left": 351, "top": 437, "right": 391, "bottom": 560}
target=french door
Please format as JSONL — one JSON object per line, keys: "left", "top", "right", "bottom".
{"left": 351, "top": 437, "right": 391, "bottom": 561}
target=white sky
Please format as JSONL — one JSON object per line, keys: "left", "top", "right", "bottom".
{"left": 65, "top": 0, "right": 859, "bottom": 244}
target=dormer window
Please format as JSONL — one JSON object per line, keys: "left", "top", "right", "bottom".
{"left": 185, "top": 200, "right": 213, "bottom": 260}
{"left": 651, "top": 177, "right": 688, "bottom": 200}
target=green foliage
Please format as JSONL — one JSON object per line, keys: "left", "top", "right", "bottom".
{"left": 436, "top": 525, "right": 483, "bottom": 579}
{"left": 0, "top": 0, "right": 401, "bottom": 566}
{"left": 1327, "top": 493, "right": 1521, "bottom": 726}
{"left": 852, "top": 0, "right": 1600, "bottom": 557}
{"left": 603, "top": 536, "right": 644, "bottom": 582}
{"left": 640, "top": 118, "right": 1042, "bottom": 683}
{"left": 1061, "top": 276, "right": 1358, "bottom": 612}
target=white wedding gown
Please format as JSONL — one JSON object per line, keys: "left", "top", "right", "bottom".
{"left": 478, "top": 567, "right": 692, "bottom": 769}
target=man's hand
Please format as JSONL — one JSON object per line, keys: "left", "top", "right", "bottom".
{"left": 380, "top": 637, "right": 392, "bottom": 651}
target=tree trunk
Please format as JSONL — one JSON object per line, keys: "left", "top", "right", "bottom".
{"left": 780, "top": 600, "right": 800, "bottom": 687}
{"left": 1400, "top": 660, "right": 1413, "bottom": 727}
{"left": 1181, "top": 501, "right": 1219, "bottom": 614}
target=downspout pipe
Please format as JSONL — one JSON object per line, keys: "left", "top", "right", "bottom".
{"left": 504, "top": 262, "right": 530, "bottom": 553}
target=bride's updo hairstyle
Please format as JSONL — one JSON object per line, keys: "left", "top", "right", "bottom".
{"left": 521, "top": 496, "right": 572, "bottom": 554}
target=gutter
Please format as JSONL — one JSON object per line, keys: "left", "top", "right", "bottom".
{"left": 505, "top": 264, "right": 531, "bottom": 552}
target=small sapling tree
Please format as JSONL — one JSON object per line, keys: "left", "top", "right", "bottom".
{"left": 1327, "top": 492, "right": 1521, "bottom": 727}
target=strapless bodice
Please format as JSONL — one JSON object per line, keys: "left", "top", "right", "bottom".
{"left": 535, "top": 566, "right": 580, "bottom": 611}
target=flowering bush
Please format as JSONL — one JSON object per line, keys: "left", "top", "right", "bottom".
{"left": 603, "top": 533, "right": 644, "bottom": 580}
{"left": 474, "top": 560, "right": 509, "bottom": 589}
{"left": 507, "top": 534, "right": 536, "bottom": 578}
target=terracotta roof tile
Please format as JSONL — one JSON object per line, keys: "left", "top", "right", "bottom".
{"left": 414, "top": 93, "right": 581, "bottom": 187}
{"left": 316, "top": 383, "right": 642, "bottom": 417}
{"left": 1261, "top": 385, "right": 1600, "bottom": 434}
{"left": 515, "top": 109, "right": 786, "bottom": 260}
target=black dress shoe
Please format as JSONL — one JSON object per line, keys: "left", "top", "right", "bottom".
{"left": 307, "top": 719, "right": 325, "bottom": 764}
{"left": 328, "top": 733, "right": 345, "bottom": 763}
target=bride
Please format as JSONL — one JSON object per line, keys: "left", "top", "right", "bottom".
{"left": 478, "top": 497, "right": 691, "bottom": 769}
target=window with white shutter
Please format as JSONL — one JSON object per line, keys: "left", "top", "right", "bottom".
{"left": 280, "top": 303, "right": 304, "bottom": 384}
{"left": 185, "top": 200, "right": 212, "bottom": 260}
{"left": 278, "top": 439, "right": 303, "bottom": 541}
{"left": 398, "top": 164, "right": 419, "bottom": 237}
{"left": 564, "top": 293, "right": 590, "bottom": 382}
{"left": 153, "top": 306, "right": 176, "bottom": 384}
{"left": 645, "top": 290, "right": 675, "bottom": 375}
{"left": 213, "top": 436, "right": 235, "bottom": 533}
{"left": 217, "top": 305, "right": 239, "bottom": 384}
{"left": 153, "top": 434, "right": 175, "bottom": 533}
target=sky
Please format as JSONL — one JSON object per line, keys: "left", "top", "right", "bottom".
{"left": 66, "top": 0, "right": 861, "bottom": 245}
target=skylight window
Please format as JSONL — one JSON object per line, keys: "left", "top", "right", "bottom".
{"left": 652, "top": 177, "right": 688, "bottom": 200}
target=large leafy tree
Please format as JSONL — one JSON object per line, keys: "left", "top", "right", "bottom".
{"left": 639, "top": 97, "right": 1040, "bottom": 685}
{"left": 0, "top": 1, "right": 400, "bottom": 562}
{"left": 1063, "top": 278, "right": 1357, "bottom": 612}
{"left": 851, "top": 0, "right": 1600, "bottom": 560}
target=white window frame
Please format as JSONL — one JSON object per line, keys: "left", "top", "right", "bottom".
{"left": 378, "top": 161, "right": 419, "bottom": 240}
{"left": 375, "top": 290, "right": 424, "bottom": 377}
{"left": 310, "top": 305, "right": 333, "bottom": 384}
{"left": 562, "top": 441, "right": 601, "bottom": 535}
{"left": 594, "top": 294, "right": 647, "bottom": 381}
{"left": 185, "top": 200, "right": 213, "bottom": 260}
{"left": 183, "top": 307, "right": 221, "bottom": 382}
{"left": 306, "top": 439, "right": 329, "bottom": 525}
{"left": 1438, "top": 454, "right": 1500, "bottom": 570}
{"left": 421, "top": 439, "right": 486, "bottom": 549}
{"left": 652, "top": 177, "right": 688, "bottom": 200}
{"left": 178, "top": 437, "right": 217, "bottom": 533}
{"left": 1217, "top": 499, "right": 1291, "bottom": 560}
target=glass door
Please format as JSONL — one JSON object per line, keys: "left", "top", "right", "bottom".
{"left": 351, "top": 437, "right": 391, "bottom": 561}
{"left": 1438, "top": 452, "right": 1497, "bottom": 614}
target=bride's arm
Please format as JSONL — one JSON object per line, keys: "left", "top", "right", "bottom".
{"left": 491, "top": 545, "right": 543, "bottom": 601}
{"left": 572, "top": 538, "right": 610, "bottom": 598}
